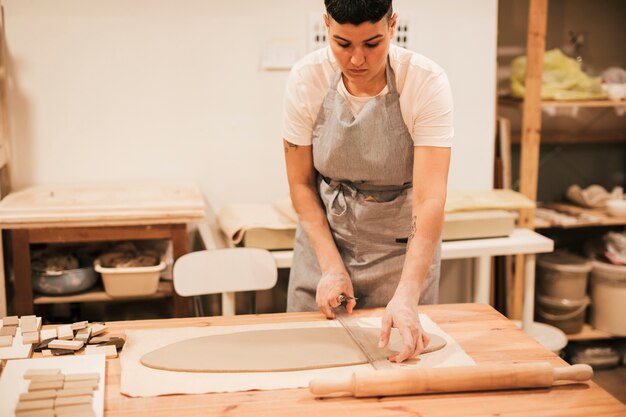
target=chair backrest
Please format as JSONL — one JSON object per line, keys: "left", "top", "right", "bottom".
{"left": 173, "top": 248, "right": 278, "bottom": 297}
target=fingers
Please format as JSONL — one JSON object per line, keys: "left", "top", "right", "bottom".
{"left": 378, "top": 313, "right": 392, "bottom": 348}
{"left": 346, "top": 298, "right": 357, "bottom": 314}
{"left": 420, "top": 332, "right": 430, "bottom": 352}
{"left": 390, "top": 326, "right": 416, "bottom": 363}
{"left": 318, "top": 302, "right": 335, "bottom": 319}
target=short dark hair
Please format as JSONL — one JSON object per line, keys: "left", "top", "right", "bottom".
{"left": 324, "top": 0, "right": 393, "bottom": 25}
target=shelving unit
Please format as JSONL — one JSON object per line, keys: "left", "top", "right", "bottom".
{"left": 567, "top": 324, "right": 617, "bottom": 342}
{"left": 536, "top": 203, "right": 626, "bottom": 229}
{"left": 499, "top": 96, "right": 626, "bottom": 109}
{"left": 501, "top": 0, "right": 626, "bottom": 342}
{"left": 32, "top": 281, "right": 173, "bottom": 305}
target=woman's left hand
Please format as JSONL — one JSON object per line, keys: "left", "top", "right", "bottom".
{"left": 378, "top": 293, "right": 429, "bottom": 363}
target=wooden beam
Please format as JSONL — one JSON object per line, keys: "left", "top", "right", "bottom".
{"left": 512, "top": 0, "right": 548, "bottom": 320}
{"left": 518, "top": 0, "right": 548, "bottom": 225}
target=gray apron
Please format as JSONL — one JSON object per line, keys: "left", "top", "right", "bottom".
{"left": 287, "top": 60, "right": 441, "bottom": 312}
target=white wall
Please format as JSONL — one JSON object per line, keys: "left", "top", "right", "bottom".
{"left": 3, "top": 0, "right": 497, "bottom": 211}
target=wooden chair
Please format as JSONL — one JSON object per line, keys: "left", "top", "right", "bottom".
{"left": 173, "top": 248, "right": 277, "bottom": 316}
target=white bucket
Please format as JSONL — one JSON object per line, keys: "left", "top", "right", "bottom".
{"left": 537, "top": 252, "right": 591, "bottom": 299}
{"left": 590, "top": 261, "right": 626, "bottom": 336}
{"left": 512, "top": 320, "right": 568, "bottom": 354}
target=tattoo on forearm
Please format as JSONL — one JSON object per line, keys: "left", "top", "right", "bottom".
{"left": 406, "top": 216, "right": 417, "bottom": 251}
{"left": 284, "top": 142, "right": 299, "bottom": 152}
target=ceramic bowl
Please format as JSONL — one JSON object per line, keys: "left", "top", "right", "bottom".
{"left": 602, "top": 83, "right": 626, "bottom": 101}
{"left": 32, "top": 266, "right": 98, "bottom": 295}
{"left": 606, "top": 199, "right": 626, "bottom": 217}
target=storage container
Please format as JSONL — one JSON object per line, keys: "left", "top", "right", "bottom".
{"left": 590, "top": 260, "right": 626, "bottom": 336}
{"left": 536, "top": 294, "right": 590, "bottom": 334}
{"left": 32, "top": 266, "right": 98, "bottom": 295}
{"left": 95, "top": 259, "right": 165, "bottom": 298}
{"left": 537, "top": 252, "right": 592, "bottom": 299}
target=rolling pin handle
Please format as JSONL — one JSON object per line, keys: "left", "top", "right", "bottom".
{"left": 309, "top": 373, "right": 356, "bottom": 397}
{"left": 552, "top": 364, "right": 593, "bottom": 382}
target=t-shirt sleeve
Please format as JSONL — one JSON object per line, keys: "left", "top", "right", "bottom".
{"left": 282, "top": 67, "right": 316, "bottom": 146}
{"left": 412, "top": 72, "right": 454, "bottom": 147}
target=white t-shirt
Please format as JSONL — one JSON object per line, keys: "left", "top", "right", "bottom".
{"left": 282, "top": 44, "right": 454, "bottom": 147}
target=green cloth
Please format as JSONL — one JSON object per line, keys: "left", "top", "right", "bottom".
{"left": 511, "top": 49, "right": 606, "bottom": 100}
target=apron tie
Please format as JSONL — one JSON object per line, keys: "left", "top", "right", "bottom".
{"left": 328, "top": 181, "right": 347, "bottom": 216}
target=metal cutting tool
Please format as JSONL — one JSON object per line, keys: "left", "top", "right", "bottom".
{"left": 333, "top": 295, "right": 393, "bottom": 370}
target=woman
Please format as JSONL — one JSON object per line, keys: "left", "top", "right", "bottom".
{"left": 282, "top": 0, "right": 453, "bottom": 363}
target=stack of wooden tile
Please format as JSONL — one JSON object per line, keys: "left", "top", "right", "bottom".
{"left": 14, "top": 368, "right": 99, "bottom": 417}
{"left": 0, "top": 315, "right": 44, "bottom": 360}
{"left": 37, "top": 322, "right": 123, "bottom": 359}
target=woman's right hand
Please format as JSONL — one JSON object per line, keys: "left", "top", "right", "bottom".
{"left": 316, "top": 271, "right": 356, "bottom": 319}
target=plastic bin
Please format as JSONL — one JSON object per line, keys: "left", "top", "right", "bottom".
{"left": 536, "top": 294, "right": 590, "bottom": 334}
{"left": 95, "top": 260, "right": 165, "bottom": 298}
{"left": 537, "top": 252, "right": 592, "bottom": 299}
{"left": 590, "top": 260, "right": 626, "bottom": 336}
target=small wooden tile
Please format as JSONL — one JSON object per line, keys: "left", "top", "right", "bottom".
{"left": 48, "top": 340, "right": 83, "bottom": 351}
{"left": 28, "top": 380, "right": 64, "bottom": 391}
{"left": 20, "top": 316, "right": 40, "bottom": 333}
{"left": 24, "top": 369, "right": 61, "bottom": 378}
{"left": 54, "top": 395, "right": 92, "bottom": 407}
{"left": 15, "top": 398, "right": 55, "bottom": 411}
{"left": 26, "top": 374, "right": 64, "bottom": 383}
{"left": 53, "top": 404, "right": 94, "bottom": 415}
{"left": 19, "top": 389, "right": 58, "bottom": 401}
{"left": 84, "top": 344, "right": 117, "bottom": 359}
{"left": 41, "top": 349, "right": 53, "bottom": 357}
{"left": 55, "top": 387, "right": 94, "bottom": 398}
{"left": 64, "top": 373, "right": 100, "bottom": 382}
{"left": 56, "top": 325, "right": 74, "bottom": 340}
{"left": 0, "top": 325, "right": 17, "bottom": 336}
{"left": 63, "top": 379, "right": 99, "bottom": 390}
{"left": 70, "top": 321, "right": 88, "bottom": 331}
{"left": 87, "top": 336, "right": 109, "bottom": 345}
{"left": 14, "top": 409, "right": 55, "bottom": 417}
{"left": 3, "top": 315, "right": 19, "bottom": 326}
{"left": 89, "top": 324, "right": 107, "bottom": 337}
{"left": 50, "top": 348, "right": 75, "bottom": 356}
{"left": 23, "top": 331, "right": 40, "bottom": 345}
{"left": 0, "top": 334, "right": 12, "bottom": 347}
{"left": 74, "top": 328, "right": 91, "bottom": 343}
{"left": 39, "top": 328, "right": 57, "bottom": 341}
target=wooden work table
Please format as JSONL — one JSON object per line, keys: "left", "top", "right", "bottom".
{"left": 53, "top": 303, "right": 626, "bottom": 416}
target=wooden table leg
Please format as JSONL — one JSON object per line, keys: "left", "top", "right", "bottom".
{"left": 12, "top": 229, "right": 34, "bottom": 315}
{"left": 522, "top": 254, "right": 537, "bottom": 331}
{"left": 171, "top": 224, "right": 192, "bottom": 318}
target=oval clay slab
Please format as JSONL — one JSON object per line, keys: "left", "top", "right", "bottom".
{"left": 140, "top": 327, "right": 446, "bottom": 373}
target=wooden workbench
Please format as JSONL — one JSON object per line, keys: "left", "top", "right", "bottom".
{"left": 82, "top": 304, "right": 624, "bottom": 416}
{"left": 0, "top": 183, "right": 207, "bottom": 317}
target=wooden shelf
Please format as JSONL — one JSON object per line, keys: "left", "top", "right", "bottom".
{"left": 535, "top": 203, "right": 626, "bottom": 229}
{"left": 499, "top": 95, "right": 626, "bottom": 109}
{"left": 567, "top": 324, "right": 618, "bottom": 341}
{"left": 510, "top": 131, "right": 626, "bottom": 144}
{"left": 33, "top": 280, "right": 173, "bottom": 304}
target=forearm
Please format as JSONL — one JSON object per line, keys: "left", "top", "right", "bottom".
{"left": 289, "top": 182, "right": 346, "bottom": 275}
{"left": 397, "top": 197, "right": 446, "bottom": 300}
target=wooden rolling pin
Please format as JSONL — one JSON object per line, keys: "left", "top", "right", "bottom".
{"left": 309, "top": 362, "right": 593, "bottom": 397}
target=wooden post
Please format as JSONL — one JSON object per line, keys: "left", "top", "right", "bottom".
{"left": 171, "top": 223, "right": 192, "bottom": 317}
{"left": 12, "top": 229, "right": 34, "bottom": 315}
{"left": 511, "top": 0, "right": 548, "bottom": 319}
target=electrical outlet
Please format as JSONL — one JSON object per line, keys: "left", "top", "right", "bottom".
{"left": 308, "top": 13, "right": 328, "bottom": 52}
{"left": 393, "top": 12, "right": 414, "bottom": 50}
